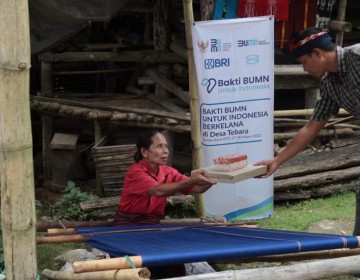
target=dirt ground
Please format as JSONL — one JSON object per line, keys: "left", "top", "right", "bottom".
{"left": 307, "top": 218, "right": 355, "bottom": 235}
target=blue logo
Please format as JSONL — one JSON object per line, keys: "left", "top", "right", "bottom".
{"left": 246, "top": 55, "right": 259, "bottom": 64}
{"left": 238, "top": 39, "right": 270, "bottom": 47}
{"left": 201, "top": 78, "right": 217, "bottom": 93}
{"left": 210, "top": 39, "right": 222, "bottom": 52}
{"left": 204, "top": 58, "right": 230, "bottom": 69}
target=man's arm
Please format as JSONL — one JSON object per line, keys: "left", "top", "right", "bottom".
{"left": 255, "top": 119, "right": 328, "bottom": 177}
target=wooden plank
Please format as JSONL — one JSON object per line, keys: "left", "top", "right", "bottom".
{"left": 202, "top": 165, "right": 267, "bottom": 183}
{"left": 49, "top": 133, "right": 78, "bottom": 150}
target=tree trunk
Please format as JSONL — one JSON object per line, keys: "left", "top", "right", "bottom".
{"left": 0, "top": 0, "right": 37, "bottom": 279}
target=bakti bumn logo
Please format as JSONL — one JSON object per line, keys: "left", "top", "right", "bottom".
{"left": 201, "top": 78, "right": 217, "bottom": 94}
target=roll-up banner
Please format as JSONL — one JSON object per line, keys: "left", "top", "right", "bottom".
{"left": 192, "top": 16, "right": 274, "bottom": 221}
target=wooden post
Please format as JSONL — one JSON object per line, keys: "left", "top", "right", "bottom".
{"left": 0, "top": 0, "right": 38, "bottom": 279}
{"left": 153, "top": 0, "right": 171, "bottom": 99}
{"left": 335, "top": 0, "right": 347, "bottom": 46}
{"left": 153, "top": 0, "right": 178, "bottom": 162}
{"left": 94, "top": 120, "right": 104, "bottom": 196}
{"left": 41, "top": 61, "right": 54, "bottom": 183}
{"left": 182, "top": 0, "right": 205, "bottom": 216}
{"left": 353, "top": 182, "right": 360, "bottom": 235}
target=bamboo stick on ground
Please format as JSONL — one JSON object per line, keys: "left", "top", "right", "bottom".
{"left": 73, "top": 256, "right": 143, "bottom": 273}
{"left": 222, "top": 247, "right": 360, "bottom": 263}
{"left": 42, "top": 267, "right": 150, "bottom": 280}
{"left": 167, "top": 255, "right": 360, "bottom": 280}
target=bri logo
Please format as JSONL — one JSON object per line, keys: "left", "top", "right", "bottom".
{"left": 204, "top": 58, "right": 230, "bottom": 69}
{"left": 201, "top": 78, "right": 217, "bottom": 94}
{"left": 246, "top": 55, "right": 259, "bottom": 64}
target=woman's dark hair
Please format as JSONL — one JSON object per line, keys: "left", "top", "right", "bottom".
{"left": 290, "top": 27, "right": 335, "bottom": 53}
{"left": 134, "top": 130, "right": 162, "bottom": 162}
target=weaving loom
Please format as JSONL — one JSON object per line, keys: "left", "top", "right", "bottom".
{"left": 74, "top": 223, "right": 359, "bottom": 268}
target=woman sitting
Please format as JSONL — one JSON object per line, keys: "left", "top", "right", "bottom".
{"left": 113, "top": 130, "right": 216, "bottom": 278}
{"left": 114, "top": 130, "right": 216, "bottom": 226}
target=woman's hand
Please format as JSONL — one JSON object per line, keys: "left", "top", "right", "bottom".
{"left": 190, "top": 168, "right": 216, "bottom": 186}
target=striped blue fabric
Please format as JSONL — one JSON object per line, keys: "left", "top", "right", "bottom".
{"left": 76, "top": 224, "right": 359, "bottom": 267}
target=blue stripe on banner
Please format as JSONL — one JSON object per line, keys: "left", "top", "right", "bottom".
{"left": 79, "top": 224, "right": 359, "bottom": 267}
{"left": 224, "top": 196, "right": 274, "bottom": 221}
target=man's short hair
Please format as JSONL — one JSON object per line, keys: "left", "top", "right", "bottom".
{"left": 290, "top": 27, "right": 335, "bottom": 58}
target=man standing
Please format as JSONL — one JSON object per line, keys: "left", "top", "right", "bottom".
{"left": 255, "top": 27, "right": 360, "bottom": 233}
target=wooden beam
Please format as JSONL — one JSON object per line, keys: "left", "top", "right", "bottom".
{"left": 38, "top": 51, "right": 186, "bottom": 64}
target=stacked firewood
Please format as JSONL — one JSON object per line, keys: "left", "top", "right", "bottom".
{"left": 273, "top": 116, "right": 360, "bottom": 202}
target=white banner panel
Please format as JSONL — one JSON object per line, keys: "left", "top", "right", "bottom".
{"left": 192, "top": 16, "right": 274, "bottom": 221}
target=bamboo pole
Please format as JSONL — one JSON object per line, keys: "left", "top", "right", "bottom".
{"left": 274, "top": 108, "right": 349, "bottom": 117}
{"left": 329, "top": 20, "right": 352, "bottom": 32}
{"left": 0, "top": 0, "right": 37, "bottom": 279}
{"left": 73, "top": 256, "right": 143, "bottom": 273}
{"left": 38, "top": 51, "right": 186, "bottom": 64}
{"left": 165, "top": 255, "right": 360, "bottom": 280}
{"left": 41, "top": 267, "right": 151, "bottom": 280}
{"left": 182, "top": 0, "right": 205, "bottom": 217}
{"left": 36, "top": 216, "right": 227, "bottom": 232}
{"left": 31, "top": 96, "right": 191, "bottom": 121}
{"left": 335, "top": 0, "right": 348, "bottom": 46}
{"left": 223, "top": 248, "right": 360, "bottom": 263}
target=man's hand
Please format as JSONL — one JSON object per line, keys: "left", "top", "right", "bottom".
{"left": 254, "top": 158, "right": 279, "bottom": 178}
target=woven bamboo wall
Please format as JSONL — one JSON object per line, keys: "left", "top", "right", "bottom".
{"left": 92, "top": 136, "right": 136, "bottom": 196}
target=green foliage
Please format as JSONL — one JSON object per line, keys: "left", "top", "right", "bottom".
{"left": 35, "top": 200, "right": 43, "bottom": 218}
{"left": 256, "top": 191, "right": 356, "bottom": 231}
{"left": 37, "top": 239, "right": 86, "bottom": 280}
{"left": 54, "top": 181, "right": 98, "bottom": 221}
{"left": 165, "top": 198, "right": 197, "bottom": 219}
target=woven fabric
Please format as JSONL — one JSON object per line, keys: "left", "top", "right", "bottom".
{"left": 237, "top": 0, "right": 289, "bottom": 21}
{"left": 77, "top": 224, "right": 359, "bottom": 267}
{"left": 316, "top": 0, "right": 338, "bottom": 29}
{"left": 213, "top": 0, "right": 239, "bottom": 20}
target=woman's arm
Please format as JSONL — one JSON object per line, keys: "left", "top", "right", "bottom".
{"left": 148, "top": 169, "right": 216, "bottom": 197}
